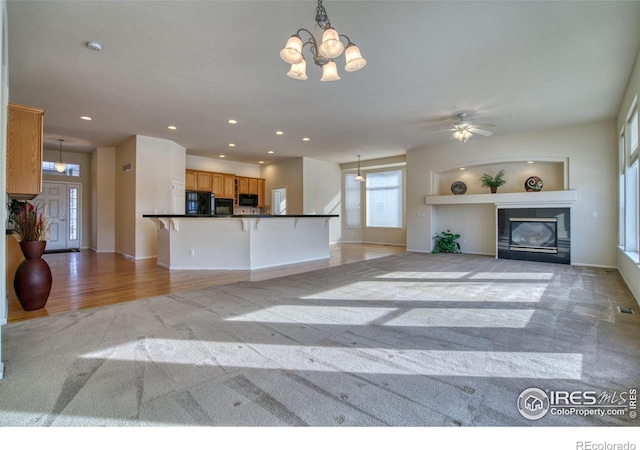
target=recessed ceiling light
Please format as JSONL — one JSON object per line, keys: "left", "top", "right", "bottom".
{"left": 459, "top": 167, "right": 466, "bottom": 171}
{"left": 268, "top": 150, "right": 275, "bottom": 154}
{"left": 228, "top": 119, "right": 237, "bottom": 124}
{"left": 229, "top": 143, "right": 236, "bottom": 147}
{"left": 168, "top": 125, "right": 177, "bottom": 130}
{"left": 87, "top": 41, "right": 102, "bottom": 52}
{"left": 302, "top": 137, "right": 310, "bottom": 141}
{"left": 527, "top": 161, "right": 535, "bottom": 164}
{"left": 275, "top": 131, "right": 284, "bottom": 135}
{"left": 219, "top": 155, "right": 226, "bottom": 158}
{"left": 259, "top": 161, "right": 265, "bottom": 164}
{"left": 80, "top": 116, "right": 92, "bottom": 121}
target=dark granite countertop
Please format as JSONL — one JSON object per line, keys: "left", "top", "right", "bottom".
{"left": 143, "top": 214, "right": 338, "bottom": 218}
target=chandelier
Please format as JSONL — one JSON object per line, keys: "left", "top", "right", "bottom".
{"left": 279, "top": 0, "right": 366, "bottom": 81}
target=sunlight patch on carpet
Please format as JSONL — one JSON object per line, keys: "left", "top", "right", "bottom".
{"left": 225, "top": 305, "right": 536, "bottom": 328}
{"left": 81, "top": 341, "right": 583, "bottom": 379}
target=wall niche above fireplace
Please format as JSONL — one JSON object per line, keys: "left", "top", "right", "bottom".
{"left": 432, "top": 158, "right": 568, "bottom": 196}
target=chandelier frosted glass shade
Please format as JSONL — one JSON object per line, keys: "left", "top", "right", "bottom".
{"left": 344, "top": 43, "right": 366, "bottom": 72}
{"left": 318, "top": 28, "right": 344, "bottom": 58}
{"left": 280, "top": 35, "right": 304, "bottom": 64}
{"left": 55, "top": 161, "right": 66, "bottom": 173}
{"left": 321, "top": 60, "right": 340, "bottom": 81}
{"left": 287, "top": 58, "right": 308, "bottom": 80}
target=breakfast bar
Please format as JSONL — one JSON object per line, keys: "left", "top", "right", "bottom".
{"left": 143, "top": 214, "right": 338, "bottom": 270}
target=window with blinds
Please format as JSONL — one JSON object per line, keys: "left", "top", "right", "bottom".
{"left": 365, "top": 170, "right": 403, "bottom": 228}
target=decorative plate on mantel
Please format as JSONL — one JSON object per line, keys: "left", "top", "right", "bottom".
{"left": 451, "top": 181, "right": 467, "bottom": 195}
{"left": 524, "top": 176, "right": 543, "bottom": 192}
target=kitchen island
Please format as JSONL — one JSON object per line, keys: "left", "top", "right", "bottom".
{"left": 143, "top": 214, "right": 338, "bottom": 270}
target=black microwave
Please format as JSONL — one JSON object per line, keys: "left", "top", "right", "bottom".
{"left": 239, "top": 194, "right": 258, "bottom": 207}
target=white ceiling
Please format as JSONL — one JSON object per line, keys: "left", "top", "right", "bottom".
{"left": 6, "top": 1, "right": 640, "bottom": 165}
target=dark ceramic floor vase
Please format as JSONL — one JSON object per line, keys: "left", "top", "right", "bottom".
{"left": 13, "top": 240, "right": 52, "bottom": 311}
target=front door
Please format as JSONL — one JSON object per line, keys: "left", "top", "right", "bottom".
{"left": 34, "top": 182, "right": 81, "bottom": 251}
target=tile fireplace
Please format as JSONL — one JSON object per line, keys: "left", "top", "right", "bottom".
{"left": 498, "top": 207, "right": 570, "bottom": 264}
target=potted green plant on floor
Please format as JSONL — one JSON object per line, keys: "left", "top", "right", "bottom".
{"left": 480, "top": 170, "right": 506, "bottom": 193}
{"left": 432, "top": 229, "right": 461, "bottom": 254}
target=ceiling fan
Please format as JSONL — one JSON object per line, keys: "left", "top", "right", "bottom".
{"left": 436, "top": 112, "right": 496, "bottom": 143}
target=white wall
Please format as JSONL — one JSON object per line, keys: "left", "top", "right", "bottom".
{"left": 186, "top": 154, "right": 261, "bottom": 178}
{"left": 135, "top": 135, "right": 186, "bottom": 259}
{"left": 0, "top": 0, "right": 8, "bottom": 379}
{"left": 407, "top": 119, "right": 618, "bottom": 267}
{"left": 115, "top": 136, "right": 137, "bottom": 258}
{"left": 616, "top": 44, "right": 640, "bottom": 304}
{"left": 261, "top": 158, "right": 304, "bottom": 214}
{"left": 114, "top": 135, "right": 186, "bottom": 259}
{"left": 302, "top": 157, "right": 342, "bottom": 243}
{"left": 91, "top": 147, "right": 116, "bottom": 252}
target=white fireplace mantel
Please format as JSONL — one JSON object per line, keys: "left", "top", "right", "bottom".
{"left": 425, "top": 190, "right": 578, "bottom": 207}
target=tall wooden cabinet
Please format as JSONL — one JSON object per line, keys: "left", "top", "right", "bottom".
{"left": 6, "top": 103, "right": 45, "bottom": 199}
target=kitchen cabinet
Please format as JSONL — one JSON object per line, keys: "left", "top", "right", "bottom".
{"left": 211, "top": 172, "right": 235, "bottom": 198}
{"left": 257, "top": 178, "right": 266, "bottom": 208}
{"left": 185, "top": 169, "right": 213, "bottom": 192}
{"left": 248, "top": 178, "right": 258, "bottom": 195}
{"left": 237, "top": 177, "right": 249, "bottom": 194}
{"left": 211, "top": 173, "right": 224, "bottom": 197}
{"left": 234, "top": 176, "right": 265, "bottom": 207}
{"left": 196, "top": 171, "right": 212, "bottom": 192}
{"left": 6, "top": 103, "right": 45, "bottom": 199}
{"left": 185, "top": 170, "right": 197, "bottom": 190}
{"left": 222, "top": 174, "right": 235, "bottom": 198}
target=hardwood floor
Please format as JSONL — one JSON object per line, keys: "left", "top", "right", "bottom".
{"left": 7, "top": 243, "right": 406, "bottom": 323}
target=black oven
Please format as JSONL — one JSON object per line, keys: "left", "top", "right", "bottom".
{"left": 214, "top": 198, "right": 234, "bottom": 215}
{"left": 239, "top": 194, "right": 258, "bottom": 207}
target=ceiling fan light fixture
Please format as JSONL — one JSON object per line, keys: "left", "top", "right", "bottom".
{"left": 453, "top": 129, "right": 472, "bottom": 143}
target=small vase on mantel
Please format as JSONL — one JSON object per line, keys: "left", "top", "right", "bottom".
{"left": 13, "top": 240, "right": 52, "bottom": 311}
{"left": 490, "top": 187, "right": 498, "bottom": 194}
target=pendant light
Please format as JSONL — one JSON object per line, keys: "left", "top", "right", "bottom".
{"left": 355, "top": 155, "right": 365, "bottom": 182}
{"left": 55, "top": 139, "right": 66, "bottom": 173}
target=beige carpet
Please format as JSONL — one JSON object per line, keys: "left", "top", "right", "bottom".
{"left": 0, "top": 252, "right": 638, "bottom": 426}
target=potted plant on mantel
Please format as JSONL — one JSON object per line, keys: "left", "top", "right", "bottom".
{"left": 480, "top": 170, "right": 506, "bottom": 193}
{"left": 7, "top": 199, "right": 52, "bottom": 310}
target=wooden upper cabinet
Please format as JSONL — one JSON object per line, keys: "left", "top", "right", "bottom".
{"left": 185, "top": 169, "right": 197, "bottom": 190}
{"left": 248, "top": 178, "right": 258, "bottom": 195}
{"left": 237, "top": 177, "right": 249, "bottom": 194}
{"left": 222, "top": 174, "right": 235, "bottom": 198}
{"left": 6, "top": 103, "right": 45, "bottom": 199}
{"left": 257, "top": 178, "right": 266, "bottom": 208}
{"left": 211, "top": 173, "right": 224, "bottom": 197}
{"left": 196, "top": 171, "right": 212, "bottom": 192}
{"left": 185, "top": 169, "right": 213, "bottom": 192}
